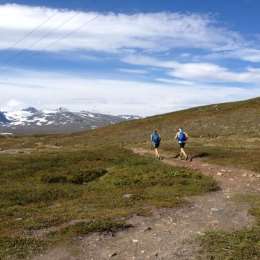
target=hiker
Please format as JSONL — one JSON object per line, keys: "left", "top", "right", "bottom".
{"left": 175, "top": 128, "right": 189, "bottom": 160}
{"left": 151, "top": 129, "right": 161, "bottom": 159}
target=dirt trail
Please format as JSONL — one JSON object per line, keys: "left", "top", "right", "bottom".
{"left": 34, "top": 148, "right": 260, "bottom": 260}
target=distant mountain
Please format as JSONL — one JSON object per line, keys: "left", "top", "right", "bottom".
{"left": 0, "top": 107, "right": 140, "bottom": 135}
{"left": 0, "top": 112, "right": 10, "bottom": 124}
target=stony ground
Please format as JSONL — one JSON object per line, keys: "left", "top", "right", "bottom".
{"left": 33, "top": 148, "right": 260, "bottom": 260}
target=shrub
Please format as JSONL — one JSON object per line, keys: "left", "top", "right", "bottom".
{"left": 41, "top": 168, "right": 108, "bottom": 185}
{"left": 41, "top": 175, "right": 68, "bottom": 184}
{"left": 69, "top": 168, "right": 108, "bottom": 184}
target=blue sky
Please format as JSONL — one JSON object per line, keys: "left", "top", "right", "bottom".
{"left": 1, "top": 0, "right": 260, "bottom": 115}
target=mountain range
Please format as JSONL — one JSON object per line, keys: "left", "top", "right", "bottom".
{"left": 0, "top": 107, "right": 140, "bottom": 135}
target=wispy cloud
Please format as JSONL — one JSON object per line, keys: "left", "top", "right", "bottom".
{"left": 1, "top": 68, "right": 260, "bottom": 116}
{"left": 123, "top": 55, "right": 260, "bottom": 84}
{"left": 117, "top": 68, "right": 148, "bottom": 74}
{"left": 0, "top": 3, "right": 255, "bottom": 55}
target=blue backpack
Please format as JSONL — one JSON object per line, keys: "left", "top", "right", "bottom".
{"left": 152, "top": 133, "right": 161, "bottom": 144}
{"left": 178, "top": 132, "right": 187, "bottom": 143}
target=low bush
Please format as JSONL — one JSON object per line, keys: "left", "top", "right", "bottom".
{"left": 41, "top": 175, "right": 67, "bottom": 184}
{"left": 41, "top": 168, "right": 108, "bottom": 185}
{"left": 69, "top": 168, "right": 108, "bottom": 184}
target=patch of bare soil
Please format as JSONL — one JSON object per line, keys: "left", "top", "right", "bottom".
{"left": 33, "top": 148, "right": 259, "bottom": 260}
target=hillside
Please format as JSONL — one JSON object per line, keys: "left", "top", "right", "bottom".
{"left": 2, "top": 97, "right": 260, "bottom": 171}
{"left": 0, "top": 97, "right": 260, "bottom": 259}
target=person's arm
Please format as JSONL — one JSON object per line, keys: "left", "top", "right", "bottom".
{"left": 185, "top": 132, "right": 189, "bottom": 140}
{"left": 175, "top": 133, "right": 178, "bottom": 140}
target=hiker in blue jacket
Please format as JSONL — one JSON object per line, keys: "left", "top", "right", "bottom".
{"left": 151, "top": 129, "right": 161, "bottom": 159}
{"left": 175, "top": 128, "right": 189, "bottom": 160}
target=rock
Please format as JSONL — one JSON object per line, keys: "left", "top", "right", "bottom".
{"left": 132, "top": 239, "right": 138, "bottom": 243}
{"left": 109, "top": 252, "right": 118, "bottom": 258}
{"left": 211, "top": 208, "right": 219, "bottom": 212}
{"left": 256, "top": 174, "right": 260, "bottom": 178}
{"left": 123, "top": 194, "right": 134, "bottom": 199}
{"left": 141, "top": 250, "right": 145, "bottom": 254}
{"left": 144, "top": 227, "right": 152, "bottom": 232}
{"left": 229, "top": 178, "right": 234, "bottom": 181}
{"left": 242, "top": 173, "right": 248, "bottom": 177}
{"left": 217, "top": 172, "right": 224, "bottom": 176}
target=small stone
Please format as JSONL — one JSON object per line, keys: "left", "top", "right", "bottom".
{"left": 217, "top": 172, "right": 224, "bottom": 176}
{"left": 132, "top": 239, "right": 138, "bottom": 243}
{"left": 229, "top": 178, "right": 234, "bottom": 181}
{"left": 211, "top": 208, "right": 219, "bottom": 212}
{"left": 256, "top": 174, "right": 260, "bottom": 178}
{"left": 15, "top": 218, "right": 23, "bottom": 221}
{"left": 141, "top": 250, "right": 145, "bottom": 254}
{"left": 123, "top": 194, "right": 134, "bottom": 199}
{"left": 109, "top": 252, "right": 117, "bottom": 258}
{"left": 242, "top": 173, "right": 248, "bottom": 177}
{"left": 144, "top": 227, "right": 152, "bottom": 231}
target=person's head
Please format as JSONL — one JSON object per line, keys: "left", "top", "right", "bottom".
{"left": 179, "top": 127, "right": 184, "bottom": 132}
{"left": 153, "top": 129, "right": 158, "bottom": 134}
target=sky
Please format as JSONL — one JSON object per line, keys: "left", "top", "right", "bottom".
{"left": 1, "top": 0, "right": 260, "bottom": 116}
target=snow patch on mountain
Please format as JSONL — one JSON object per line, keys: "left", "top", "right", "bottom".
{"left": 0, "top": 107, "right": 141, "bottom": 134}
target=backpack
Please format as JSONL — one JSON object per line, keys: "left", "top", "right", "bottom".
{"left": 178, "top": 132, "right": 187, "bottom": 143}
{"left": 152, "top": 133, "right": 161, "bottom": 144}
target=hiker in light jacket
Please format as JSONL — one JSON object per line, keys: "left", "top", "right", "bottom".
{"left": 151, "top": 129, "right": 161, "bottom": 159}
{"left": 175, "top": 128, "right": 189, "bottom": 160}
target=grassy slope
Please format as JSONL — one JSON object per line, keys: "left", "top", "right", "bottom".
{"left": 3, "top": 97, "right": 260, "bottom": 173}
{"left": 1, "top": 97, "right": 260, "bottom": 259}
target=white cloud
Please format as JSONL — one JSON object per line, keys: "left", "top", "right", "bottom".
{"left": 1, "top": 68, "right": 260, "bottom": 116}
{"left": 0, "top": 3, "right": 250, "bottom": 54}
{"left": 117, "top": 68, "right": 148, "bottom": 74}
{"left": 156, "top": 78, "right": 194, "bottom": 86}
{"left": 123, "top": 55, "right": 260, "bottom": 84}
{"left": 227, "top": 48, "right": 260, "bottom": 63}
{"left": 1, "top": 99, "right": 25, "bottom": 112}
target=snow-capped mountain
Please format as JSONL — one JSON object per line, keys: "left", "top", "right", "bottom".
{"left": 0, "top": 107, "right": 140, "bottom": 134}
